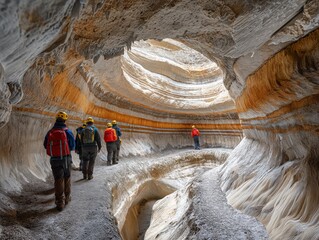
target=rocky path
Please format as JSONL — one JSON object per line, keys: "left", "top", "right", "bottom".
{"left": 1, "top": 149, "right": 268, "bottom": 240}
{"left": 1, "top": 164, "right": 121, "bottom": 240}
{"left": 189, "top": 167, "right": 268, "bottom": 239}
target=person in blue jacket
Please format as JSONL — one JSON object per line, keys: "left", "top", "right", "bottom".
{"left": 112, "top": 120, "right": 122, "bottom": 164}
{"left": 43, "top": 111, "right": 75, "bottom": 211}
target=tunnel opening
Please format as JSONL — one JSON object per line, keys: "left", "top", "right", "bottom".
{"left": 120, "top": 180, "right": 176, "bottom": 240}
{"left": 111, "top": 149, "right": 230, "bottom": 240}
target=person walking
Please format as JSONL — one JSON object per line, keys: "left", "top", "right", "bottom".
{"left": 75, "top": 120, "right": 87, "bottom": 171}
{"left": 112, "top": 120, "right": 122, "bottom": 164}
{"left": 191, "top": 125, "right": 200, "bottom": 150}
{"left": 104, "top": 122, "right": 117, "bottom": 165}
{"left": 43, "top": 111, "right": 75, "bottom": 211}
{"left": 81, "top": 117, "right": 101, "bottom": 180}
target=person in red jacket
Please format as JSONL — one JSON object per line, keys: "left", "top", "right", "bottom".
{"left": 104, "top": 122, "right": 118, "bottom": 165}
{"left": 191, "top": 125, "right": 200, "bottom": 150}
{"left": 43, "top": 111, "right": 75, "bottom": 211}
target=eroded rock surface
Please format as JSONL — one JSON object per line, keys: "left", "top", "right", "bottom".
{"left": 0, "top": 0, "right": 319, "bottom": 239}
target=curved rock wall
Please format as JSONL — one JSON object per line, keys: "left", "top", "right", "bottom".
{"left": 220, "top": 30, "right": 319, "bottom": 239}
{"left": 1, "top": 0, "right": 319, "bottom": 239}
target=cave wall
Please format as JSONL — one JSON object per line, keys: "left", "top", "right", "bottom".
{"left": 220, "top": 29, "right": 319, "bottom": 239}
{"left": 0, "top": 109, "right": 241, "bottom": 194}
{"left": 1, "top": 0, "right": 319, "bottom": 239}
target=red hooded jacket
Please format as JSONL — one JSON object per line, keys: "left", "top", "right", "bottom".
{"left": 191, "top": 128, "right": 200, "bottom": 137}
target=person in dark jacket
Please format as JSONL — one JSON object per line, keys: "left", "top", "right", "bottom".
{"left": 43, "top": 111, "right": 75, "bottom": 211}
{"left": 81, "top": 117, "right": 101, "bottom": 180}
{"left": 75, "top": 121, "right": 87, "bottom": 171}
{"left": 112, "top": 120, "right": 122, "bottom": 164}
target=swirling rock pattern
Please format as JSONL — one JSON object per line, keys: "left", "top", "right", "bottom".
{"left": 0, "top": 0, "right": 319, "bottom": 239}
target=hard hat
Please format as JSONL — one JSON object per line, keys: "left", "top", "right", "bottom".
{"left": 192, "top": 125, "right": 195, "bottom": 128}
{"left": 107, "top": 122, "right": 112, "bottom": 127}
{"left": 82, "top": 123, "right": 87, "bottom": 127}
{"left": 56, "top": 111, "right": 68, "bottom": 121}
{"left": 112, "top": 120, "right": 117, "bottom": 125}
{"left": 87, "top": 117, "right": 94, "bottom": 123}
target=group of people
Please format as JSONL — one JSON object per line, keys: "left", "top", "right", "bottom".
{"left": 43, "top": 111, "right": 201, "bottom": 211}
{"left": 74, "top": 118, "right": 122, "bottom": 174}
{"left": 43, "top": 111, "right": 122, "bottom": 211}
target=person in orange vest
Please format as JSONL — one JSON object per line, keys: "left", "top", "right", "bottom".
{"left": 104, "top": 122, "right": 118, "bottom": 165}
{"left": 191, "top": 125, "right": 200, "bottom": 150}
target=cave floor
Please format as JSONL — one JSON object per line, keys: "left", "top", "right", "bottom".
{"left": 0, "top": 148, "right": 268, "bottom": 240}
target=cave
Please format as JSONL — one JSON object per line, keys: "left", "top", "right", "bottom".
{"left": 0, "top": 1, "right": 318, "bottom": 239}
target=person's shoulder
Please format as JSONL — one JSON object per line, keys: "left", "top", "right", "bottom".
{"left": 65, "top": 127, "right": 74, "bottom": 134}
{"left": 93, "top": 126, "right": 100, "bottom": 133}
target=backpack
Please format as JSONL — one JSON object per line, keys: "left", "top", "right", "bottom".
{"left": 82, "top": 126, "right": 95, "bottom": 144}
{"left": 46, "top": 128, "right": 70, "bottom": 158}
{"left": 104, "top": 128, "right": 117, "bottom": 142}
{"left": 76, "top": 127, "right": 83, "bottom": 140}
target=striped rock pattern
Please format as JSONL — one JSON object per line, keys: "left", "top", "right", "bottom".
{"left": 0, "top": 0, "right": 319, "bottom": 238}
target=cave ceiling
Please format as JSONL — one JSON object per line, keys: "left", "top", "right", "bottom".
{"left": 0, "top": 0, "right": 318, "bottom": 128}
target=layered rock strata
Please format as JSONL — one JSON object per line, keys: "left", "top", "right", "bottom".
{"left": 0, "top": 0, "right": 319, "bottom": 239}
{"left": 220, "top": 29, "right": 319, "bottom": 239}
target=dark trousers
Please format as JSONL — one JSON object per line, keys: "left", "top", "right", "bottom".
{"left": 82, "top": 149, "right": 97, "bottom": 177}
{"left": 113, "top": 140, "right": 121, "bottom": 163}
{"left": 50, "top": 156, "right": 71, "bottom": 207}
{"left": 193, "top": 136, "right": 200, "bottom": 149}
{"left": 106, "top": 142, "right": 117, "bottom": 164}
{"left": 78, "top": 148, "right": 83, "bottom": 171}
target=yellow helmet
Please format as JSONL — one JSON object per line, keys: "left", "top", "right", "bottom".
{"left": 107, "top": 122, "right": 112, "bottom": 127}
{"left": 56, "top": 111, "right": 68, "bottom": 121}
{"left": 87, "top": 117, "right": 94, "bottom": 123}
{"left": 112, "top": 120, "right": 117, "bottom": 125}
{"left": 192, "top": 125, "right": 195, "bottom": 128}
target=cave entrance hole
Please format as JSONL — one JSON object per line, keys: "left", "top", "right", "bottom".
{"left": 120, "top": 179, "right": 176, "bottom": 240}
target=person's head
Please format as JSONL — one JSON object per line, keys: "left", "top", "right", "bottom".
{"left": 107, "top": 122, "right": 112, "bottom": 128}
{"left": 192, "top": 125, "right": 195, "bottom": 129}
{"left": 56, "top": 111, "right": 68, "bottom": 123}
{"left": 86, "top": 117, "right": 94, "bottom": 125}
{"left": 82, "top": 119, "right": 87, "bottom": 127}
{"left": 112, "top": 120, "right": 117, "bottom": 125}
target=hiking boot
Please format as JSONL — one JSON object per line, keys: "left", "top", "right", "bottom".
{"left": 88, "top": 175, "right": 93, "bottom": 180}
{"left": 113, "top": 161, "right": 118, "bottom": 164}
{"left": 83, "top": 174, "right": 87, "bottom": 179}
{"left": 106, "top": 161, "right": 111, "bottom": 166}
{"left": 65, "top": 196, "right": 71, "bottom": 205}
{"left": 56, "top": 205, "right": 64, "bottom": 211}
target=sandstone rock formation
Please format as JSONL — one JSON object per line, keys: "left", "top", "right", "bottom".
{"left": 0, "top": 0, "right": 318, "bottom": 239}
